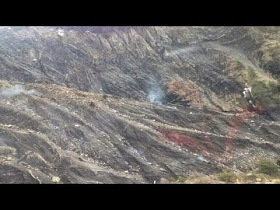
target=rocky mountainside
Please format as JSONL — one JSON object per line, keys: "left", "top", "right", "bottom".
{"left": 0, "top": 26, "right": 279, "bottom": 183}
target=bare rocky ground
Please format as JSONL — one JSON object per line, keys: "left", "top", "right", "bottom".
{"left": 0, "top": 26, "right": 279, "bottom": 183}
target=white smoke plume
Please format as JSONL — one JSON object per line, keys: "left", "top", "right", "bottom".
{"left": 0, "top": 85, "right": 25, "bottom": 98}
{"left": 147, "top": 86, "right": 165, "bottom": 105}
{"left": 0, "top": 85, "right": 41, "bottom": 98}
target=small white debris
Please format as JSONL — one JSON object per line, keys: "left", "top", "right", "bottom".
{"left": 190, "top": 112, "right": 193, "bottom": 114}
{"left": 243, "top": 87, "right": 252, "bottom": 98}
{"left": 57, "top": 29, "right": 64, "bottom": 37}
{"left": 124, "top": 170, "right": 129, "bottom": 174}
{"left": 6, "top": 157, "right": 12, "bottom": 161}
{"left": 74, "top": 124, "right": 80, "bottom": 127}
{"left": 51, "top": 176, "right": 60, "bottom": 183}
{"left": 197, "top": 156, "right": 209, "bottom": 163}
{"left": 153, "top": 180, "right": 157, "bottom": 184}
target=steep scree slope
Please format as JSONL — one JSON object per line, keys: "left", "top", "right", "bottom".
{"left": 0, "top": 26, "right": 279, "bottom": 183}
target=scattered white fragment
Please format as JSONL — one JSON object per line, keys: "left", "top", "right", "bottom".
{"left": 197, "top": 156, "right": 209, "bottom": 163}
{"left": 57, "top": 29, "right": 64, "bottom": 37}
{"left": 74, "top": 124, "right": 80, "bottom": 127}
{"left": 153, "top": 180, "right": 156, "bottom": 184}
{"left": 51, "top": 176, "right": 60, "bottom": 183}
{"left": 243, "top": 87, "right": 252, "bottom": 98}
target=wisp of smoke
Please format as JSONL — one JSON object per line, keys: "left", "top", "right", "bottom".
{"left": 0, "top": 85, "right": 25, "bottom": 98}
{"left": 26, "top": 89, "right": 41, "bottom": 96}
{"left": 147, "top": 87, "right": 165, "bottom": 105}
{"left": 0, "top": 85, "right": 41, "bottom": 98}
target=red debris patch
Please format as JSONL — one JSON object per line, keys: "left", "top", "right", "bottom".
{"left": 160, "top": 130, "right": 217, "bottom": 156}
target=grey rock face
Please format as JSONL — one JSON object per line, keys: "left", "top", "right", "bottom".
{"left": 0, "top": 26, "right": 279, "bottom": 183}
